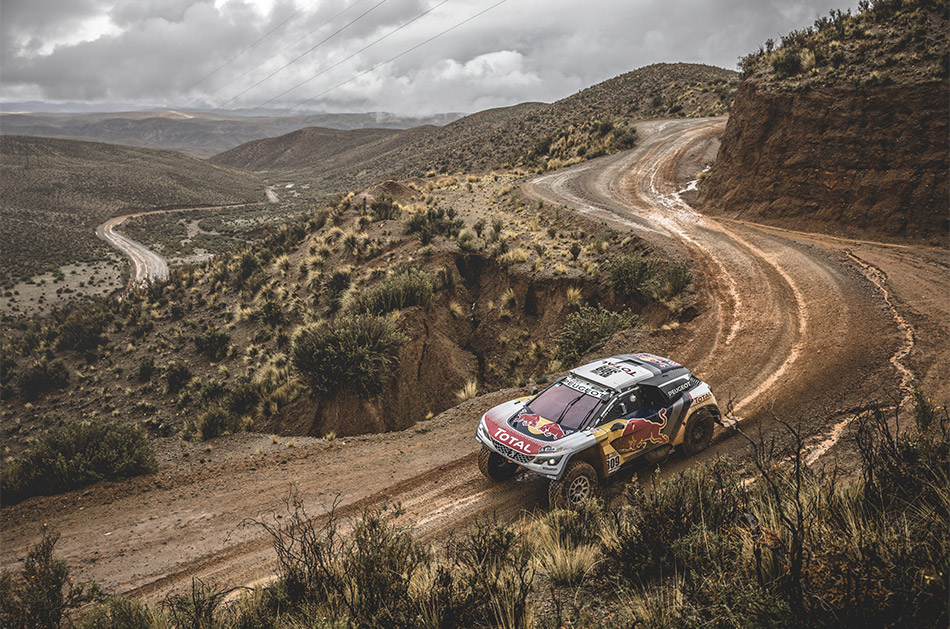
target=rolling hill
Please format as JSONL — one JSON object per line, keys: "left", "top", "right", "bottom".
{"left": 0, "top": 135, "right": 264, "bottom": 286}
{"left": 0, "top": 110, "right": 464, "bottom": 158}
{"left": 211, "top": 63, "right": 739, "bottom": 190}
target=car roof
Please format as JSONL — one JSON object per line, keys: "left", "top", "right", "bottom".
{"left": 570, "top": 353, "right": 688, "bottom": 391}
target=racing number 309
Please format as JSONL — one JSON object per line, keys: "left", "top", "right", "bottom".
{"left": 606, "top": 452, "right": 620, "bottom": 473}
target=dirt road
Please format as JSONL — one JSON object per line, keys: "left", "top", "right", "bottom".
{"left": 5, "top": 119, "right": 946, "bottom": 604}
{"left": 96, "top": 213, "right": 170, "bottom": 285}
{"left": 96, "top": 199, "right": 263, "bottom": 287}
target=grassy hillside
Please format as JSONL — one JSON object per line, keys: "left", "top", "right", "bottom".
{"left": 0, "top": 135, "right": 265, "bottom": 286}
{"left": 737, "top": 0, "right": 947, "bottom": 87}
{"left": 212, "top": 63, "right": 738, "bottom": 190}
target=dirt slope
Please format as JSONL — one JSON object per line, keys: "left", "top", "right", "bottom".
{"left": 699, "top": 80, "right": 948, "bottom": 241}
{"left": 699, "top": 0, "right": 949, "bottom": 242}
{"left": 3, "top": 119, "right": 946, "bottom": 606}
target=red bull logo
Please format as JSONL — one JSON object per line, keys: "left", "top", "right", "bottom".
{"left": 513, "top": 413, "right": 567, "bottom": 440}
{"left": 616, "top": 408, "right": 669, "bottom": 453}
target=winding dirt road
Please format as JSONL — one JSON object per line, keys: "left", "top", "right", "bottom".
{"left": 97, "top": 212, "right": 171, "bottom": 285}
{"left": 5, "top": 119, "right": 947, "bottom": 604}
{"left": 96, "top": 188, "right": 277, "bottom": 287}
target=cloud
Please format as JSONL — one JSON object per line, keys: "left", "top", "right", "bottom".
{"left": 1, "top": 0, "right": 861, "bottom": 114}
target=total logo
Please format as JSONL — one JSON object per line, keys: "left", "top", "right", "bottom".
{"left": 493, "top": 427, "right": 538, "bottom": 454}
{"left": 512, "top": 413, "right": 567, "bottom": 440}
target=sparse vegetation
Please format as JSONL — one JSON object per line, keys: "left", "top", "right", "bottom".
{"left": 0, "top": 417, "right": 156, "bottom": 504}
{"left": 606, "top": 254, "right": 660, "bottom": 303}
{"left": 4, "top": 395, "right": 943, "bottom": 626}
{"left": 554, "top": 304, "right": 638, "bottom": 363}
{"left": 16, "top": 359, "right": 69, "bottom": 401}
{"left": 345, "top": 268, "right": 434, "bottom": 315}
{"left": 291, "top": 314, "right": 408, "bottom": 398}
{"left": 738, "top": 0, "right": 947, "bottom": 86}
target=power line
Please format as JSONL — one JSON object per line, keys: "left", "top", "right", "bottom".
{"left": 192, "top": 0, "right": 371, "bottom": 106}
{"left": 288, "top": 0, "right": 508, "bottom": 113}
{"left": 249, "top": 0, "right": 450, "bottom": 112}
{"left": 172, "top": 4, "right": 306, "bottom": 106}
{"left": 214, "top": 0, "right": 390, "bottom": 110}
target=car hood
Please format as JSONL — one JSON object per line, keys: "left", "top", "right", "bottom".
{"left": 482, "top": 399, "right": 577, "bottom": 454}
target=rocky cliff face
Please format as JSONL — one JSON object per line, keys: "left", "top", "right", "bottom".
{"left": 699, "top": 80, "right": 948, "bottom": 242}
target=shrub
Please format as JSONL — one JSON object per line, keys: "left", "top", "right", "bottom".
{"left": 346, "top": 269, "right": 434, "bottom": 316}
{"left": 606, "top": 255, "right": 661, "bottom": 302}
{"left": 319, "top": 267, "right": 352, "bottom": 315}
{"left": 664, "top": 260, "right": 694, "bottom": 297}
{"left": 370, "top": 196, "right": 401, "bottom": 221}
{"left": 0, "top": 418, "right": 156, "bottom": 504}
{"left": 291, "top": 314, "right": 407, "bottom": 398}
{"left": 773, "top": 47, "right": 803, "bottom": 77}
{"left": 184, "top": 405, "right": 240, "bottom": 441}
{"left": 193, "top": 327, "right": 230, "bottom": 362}
{"left": 56, "top": 306, "right": 112, "bottom": 354}
{"left": 135, "top": 357, "right": 155, "bottom": 382}
{"left": 17, "top": 359, "right": 69, "bottom": 401}
{"left": 164, "top": 361, "right": 192, "bottom": 394}
{"left": 0, "top": 527, "right": 99, "bottom": 628}
{"left": 554, "top": 305, "right": 637, "bottom": 363}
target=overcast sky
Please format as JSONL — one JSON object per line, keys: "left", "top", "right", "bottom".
{"left": 1, "top": 0, "right": 859, "bottom": 115}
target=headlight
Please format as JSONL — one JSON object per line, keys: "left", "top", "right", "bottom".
{"left": 543, "top": 456, "right": 563, "bottom": 466}
{"left": 539, "top": 445, "right": 561, "bottom": 454}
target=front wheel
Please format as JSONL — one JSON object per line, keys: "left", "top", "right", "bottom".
{"left": 548, "top": 461, "right": 599, "bottom": 509}
{"left": 681, "top": 409, "right": 715, "bottom": 456}
{"left": 478, "top": 446, "right": 519, "bottom": 482}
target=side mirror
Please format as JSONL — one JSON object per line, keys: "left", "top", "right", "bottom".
{"left": 530, "top": 386, "right": 538, "bottom": 395}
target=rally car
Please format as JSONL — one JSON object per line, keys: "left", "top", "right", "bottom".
{"left": 475, "top": 353, "right": 720, "bottom": 508}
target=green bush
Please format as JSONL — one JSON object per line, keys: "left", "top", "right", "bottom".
{"left": 346, "top": 269, "right": 434, "bottom": 316}
{"left": 0, "top": 527, "right": 99, "bottom": 629}
{"left": 606, "top": 255, "right": 660, "bottom": 302}
{"left": 554, "top": 304, "right": 638, "bottom": 363}
{"left": 164, "top": 361, "right": 192, "bottom": 394}
{"left": 135, "top": 357, "right": 155, "bottom": 382}
{"left": 319, "top": 267, "right": 352, "bottom": 315}
{"left": 17, "top": 359, "right": 69, "bottom": 401}
{"left": 0, "top": 418, "right": 156, "bottom": 504}
{"left": 291, "top": 314, "right": 407, "bottom": 398}
{"left": 370, "top": 196, "right": 401, "bottom": 221}
{"left": 193, "top": 327, "right": 230, "bottom": 362}
{"left": 56, "top": 306, "right": 112, "bottom": 354}
{"left": 185, "top": 405, "right": 240, "bottom": 441}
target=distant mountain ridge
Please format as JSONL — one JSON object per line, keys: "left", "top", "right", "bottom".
{"left": 212, "top": 63, "right": 739, "bottom": 191}
{"left": 0, "top": 110, "right": 465, "bottom": 158}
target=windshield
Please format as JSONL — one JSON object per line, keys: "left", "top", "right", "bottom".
{"left": 527, "top": 382, "right": 607, "bottom": 431}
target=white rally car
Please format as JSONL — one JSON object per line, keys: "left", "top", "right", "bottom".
{"left": 475, "top": 353, "right": 720, "bottom": 508}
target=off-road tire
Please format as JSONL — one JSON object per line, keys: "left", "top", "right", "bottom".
{"left": 681, "top": 408, "right": 715, "bottom": 456}
{"left": 548, "top": 461, "right": 598, "bottom": 509}
{"left": 478, "top": 446, "right": 519, "bottom": 482}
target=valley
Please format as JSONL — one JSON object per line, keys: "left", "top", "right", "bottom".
{"left": 4, "top": 118, "right": 944, "bottom": 607}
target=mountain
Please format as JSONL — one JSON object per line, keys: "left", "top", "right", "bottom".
{"left": 699, "top": 0, "right": 948, "bottom": 241}
{"left": 0, "top": 110, "right": 465, "bottom": 158}
{"left": 211, "top": 63, "right": 739, "bottom": 190}
{"left": 0, "top": 135, "right": 263, "bottom": 286}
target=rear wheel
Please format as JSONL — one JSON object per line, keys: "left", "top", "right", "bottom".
{"left": 478, "top": 446, "right": 519, "bottom": 482}
{"left": 681, "top": 409, "right": 715, "bottom": 456}
{"left": 548, "top": 461, "right": 598, "bottom": 509}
